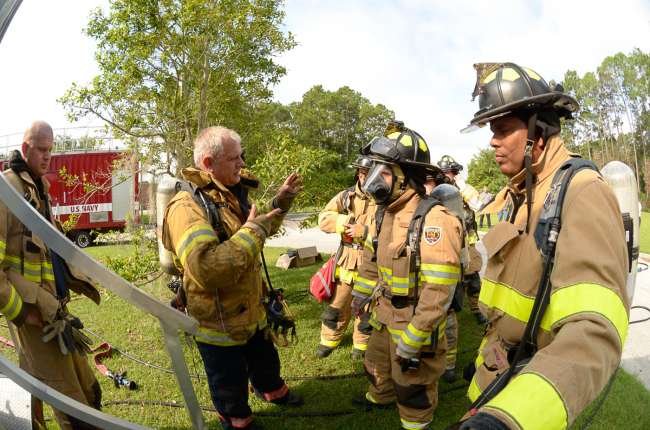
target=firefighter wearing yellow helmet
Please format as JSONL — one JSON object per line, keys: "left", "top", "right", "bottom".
{"left": 453, "top": 63, "right": 630, "bottom": 430}
{"left": 316, "top": 155, "right": 376, "bottom": 359}
{"left": 351, "top": 123, "right": 463, "bottom": 430}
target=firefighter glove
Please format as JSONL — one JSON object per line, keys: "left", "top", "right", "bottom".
{"left": 42, "top": 319, "right": 74, "bottom": 355}
{"left": 42, "top": 314, "right": 92, "bottom": 355}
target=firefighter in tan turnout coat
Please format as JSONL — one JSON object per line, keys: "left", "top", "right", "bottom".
{"left": 352, "top": 126, "right": 463, "bottom": 430}
{"left": 454, "top": 63, "right": 630, "bottom": 430}
{"left": 316, "top": 155, "right": 376, "bottom": 359}
{"left": 162, "top": 126, "right": 304, "bottom": 430}
{"left": 0, "top": 121, "right": 102, "bottom": 430}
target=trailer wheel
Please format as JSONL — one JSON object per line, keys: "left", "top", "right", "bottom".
{"left": 74, "top": 231, "right": 92, "bottom": 248}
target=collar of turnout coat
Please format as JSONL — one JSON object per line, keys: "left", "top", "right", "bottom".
{"left": 480, "top": 136, "right": 575, "bottom": 215}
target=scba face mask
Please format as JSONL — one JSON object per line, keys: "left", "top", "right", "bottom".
{"left": 363, "top": 162, "right": 405, "bottom": 204}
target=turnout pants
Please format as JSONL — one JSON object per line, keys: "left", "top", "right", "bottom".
{"left": 11, "top": 320, "right": 101, "bottom": 430}
{"left": 196, "top": 329, "right": 289, "bottom": 429}
{"left": 444, "top": 310, "right": 458, "bottom": 371}
{"left": 364, "top": 326, "right": 446, "bottom": 430}
{"left": 319, "top": 280, "right": 370, "bottom": 351}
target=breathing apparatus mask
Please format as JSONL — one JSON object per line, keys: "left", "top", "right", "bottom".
{"left": 362, "top": 160, "right": 405, "bottom": 204}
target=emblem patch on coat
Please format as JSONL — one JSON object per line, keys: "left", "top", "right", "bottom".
{"left": 424, "top": 226, "right": 442, "bottom": 245}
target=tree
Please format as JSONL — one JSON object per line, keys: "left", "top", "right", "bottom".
{"left": 289, "top": 85, "right": 394, "bottom": 163}
{"left": 562, "top": 49, "right": 650, "bottom": 197}
{"left": 467, "top": 147, "right": 507, "bottom": 194}
{"left": 60, "top": 0, "right": 296, "bottom": 174}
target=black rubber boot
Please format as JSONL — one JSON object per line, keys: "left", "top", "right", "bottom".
{"left": 442, "top": 368, "right": 457, "bottom": 383}
{"left": 272, "top": 391, "right": 304, "bottom": 407}
{"left": 474, "top": 312, "right": 488, "bottom": 325}
{"left": 351, "top": 348, "right": 365, "bottom": 360}
{"left": 315, "top": 344, "right": 334, "bottom": 358}
{"left": 351, "top": 394, "right": 393, "bottom": 411}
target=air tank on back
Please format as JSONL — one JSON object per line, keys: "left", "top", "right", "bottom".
{"left": 431, "top": 183, "right": 469, "bottom": 268}
{"left": 601, "top": 161, "right": 640, "bottom": 302}
{"left": 156, "top": 175, "right": 181, "bottom": 276}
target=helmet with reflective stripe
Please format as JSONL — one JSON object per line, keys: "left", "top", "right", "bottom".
{"left": 438, "top": 155, "right": 463, "bottom": 173}
{"left": 463, "top": 62, "right": 579, "bottom": 132}
{"left": 362, "top": 125, "right": 432, "bottom": 168}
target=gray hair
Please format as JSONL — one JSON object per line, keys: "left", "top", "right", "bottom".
{"left": 193, "top": 126, "right": 242, "bottom": 167}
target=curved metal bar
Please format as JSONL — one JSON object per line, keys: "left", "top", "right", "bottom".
{"left": 0, "top": 354, "right": 150, "bottom": 430}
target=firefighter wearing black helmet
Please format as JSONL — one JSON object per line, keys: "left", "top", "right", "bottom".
{"left": 316, "top": 155, "right": 376, "bottom": 359}
{"left": 454, "top": 63, "right": 629, "bottom": 430}
{"left": 351, "top": 124, "right": 463, "bottom": 430}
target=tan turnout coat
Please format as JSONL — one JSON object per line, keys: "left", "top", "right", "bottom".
{"left": 471, "top": 136, "right": 630, "bottom": 430}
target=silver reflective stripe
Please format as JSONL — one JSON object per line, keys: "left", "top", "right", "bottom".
{"left": 315, "top": 271, "right": 331, "bottom": 296}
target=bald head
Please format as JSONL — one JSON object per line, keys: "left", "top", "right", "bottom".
{"left": 23, "top": 121, "right": 53, "bottom": 146}
{"left": 22, "top": 120, "right": 54, "bottom": 178}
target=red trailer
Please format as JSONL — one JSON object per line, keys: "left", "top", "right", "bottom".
{"left": 1, "top": 150, "right": 139, "bottom": 247}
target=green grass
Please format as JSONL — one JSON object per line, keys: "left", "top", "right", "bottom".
{"left": 1, "top": 245, "right": 649, "bottom": 429}
{"left": 640, "top": 212, "right": 650, "bottom": 254}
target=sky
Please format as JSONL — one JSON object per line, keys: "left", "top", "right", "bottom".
{"left": 1, "top": 0, "right": 649, "bottom": 166}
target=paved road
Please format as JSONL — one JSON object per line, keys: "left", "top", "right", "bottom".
{"left": 269, "top": 221, "right": 650, "bottom": 391}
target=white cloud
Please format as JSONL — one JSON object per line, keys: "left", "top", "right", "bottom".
{"left": 273, "top": 0, "right": 650, "bottom": 165}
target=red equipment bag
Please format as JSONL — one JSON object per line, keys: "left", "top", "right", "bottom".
{"left": 310, "top": 255, "right": 336, "bottom": 303}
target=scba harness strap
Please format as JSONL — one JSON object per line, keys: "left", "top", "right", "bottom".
{"left": 174, "top": 180, "right": 229, "bottom": 243}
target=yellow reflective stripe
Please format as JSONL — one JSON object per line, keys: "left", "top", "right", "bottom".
{"left": 540, "top": 283, "right": 628, "bottom": 346}
{"left": 0, "top": 240, "right": 5, "bottom": 260}
{"left": 475, "top": 336, "right": 488, "bottom": 368}
{"left": 480, "top": 278, "right": 534, "bottom": 323}
{"left": 336, "top": 266, "right": 357, "bottom": 284}
{"left": 401, "top": 418, "right": 431, "bottom": 429}
{"left": 42, "top": 261, "right": 55, "bottom": 281}
{"left": 335, "top": 214, "right": 348, "bottom": 234}
{"left": 421, "top": 263, "right": 461, "bottom": 286}
{"left": 175, "top": 224, "right": 218, "bottom": 266}
{"left": 354, "top": 276, "right": 376, "bottom": 295}
{"left": 195, "top": 327, "right": 246, "bottom": 346}
{"left": 421, "top": 263, "right": 461, "bottom": 274}
{"left": 4, "top": 255, "right": 41, "bottom": 273}
{"left": 406, "top": 323, "right": 429, "bottom": 339}
{"left": 366, "top": 392, "right": 380, "bottom": 404}
{"left": 230, "top": 229, "right": 260, "bottom": 259}
{"left": 388, "top": 327, "right": 432, "bottom": 346}
{"left": 320, "top": 337, "right": 341, "bottom": 348}
{"left": 468, "top": 375, "right": 481, "bottom": 402}
{"left": 481, "top": 279, "right": 629, "bottom": 346}
{"left": 353, "top": 342, "right": 367, "bottom": 351}
{"left": 363, "top": 234, "right": 374, "bottom": 252}
{"left": 5, "top": 255, "right": 42, "bottom": 282}
{"left": 0, "top": 285, "right": 23, "bottom": 321}
{"left": 401, "top": 323, "right": 431, "bottom": 348}
{"left": 485, "top": 372, "right": 568, "bottom": 430}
